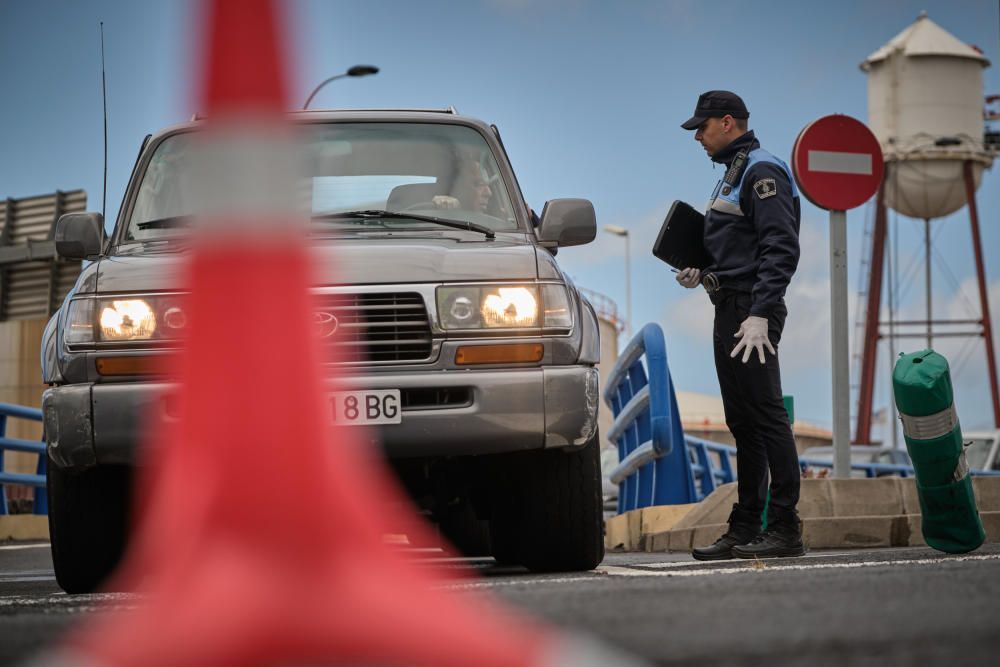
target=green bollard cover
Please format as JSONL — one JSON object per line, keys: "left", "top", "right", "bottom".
{"left": 892, "top": 350, "right": 984, "bottom": 553}
{"left": 892, "top": 349, "right": 953, "bottom": 417}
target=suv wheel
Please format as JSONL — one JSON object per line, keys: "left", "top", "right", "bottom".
{"left": 492, "top": 432, "right": 604, "bottom": 572}
{"left": 47, "top": 462, "right": 130, "bottom": 594}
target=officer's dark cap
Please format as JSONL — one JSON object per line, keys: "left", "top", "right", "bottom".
{"left": 681, "top": 90, "right": 750, "bottom": 130}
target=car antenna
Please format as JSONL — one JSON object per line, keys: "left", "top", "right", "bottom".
{"left": 100, "top": 21, "right": 108, "bottom": 221}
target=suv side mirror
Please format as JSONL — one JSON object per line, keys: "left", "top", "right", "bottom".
{"left": 55, "top": 212, "right": 105, "bottom": 260}
{"left": 536, "top": 199, "right": 596, "bottom": 248}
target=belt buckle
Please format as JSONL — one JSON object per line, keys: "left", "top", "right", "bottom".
{"left": 702, "top": 272, "right": 720, "bottom": 293}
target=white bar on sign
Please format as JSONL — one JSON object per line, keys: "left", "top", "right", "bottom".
{"left": 808, "top": 150, "right": 873, "bottom": 175}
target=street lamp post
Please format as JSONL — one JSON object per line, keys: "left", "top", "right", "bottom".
{"left": 603, "top": 225, "right": 631, "bottom": 339}
{"left": 302, "top": 65, "right": 379, "bottom": 110}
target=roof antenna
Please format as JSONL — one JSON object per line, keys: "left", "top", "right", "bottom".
{"left": 100, "top": 22, "right": 108, "bottom": 221}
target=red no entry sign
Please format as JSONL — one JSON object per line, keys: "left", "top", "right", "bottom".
{"left": 792, "top": 115, "right": 884, "bottom": 211}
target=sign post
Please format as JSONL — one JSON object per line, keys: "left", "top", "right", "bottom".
{"left": 828, "top": 209, "right": 850, "bottom": 479}
{"left": 792, "top": 115, "right": 884, "bottom": 478}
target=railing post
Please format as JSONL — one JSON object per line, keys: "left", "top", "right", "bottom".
{"left": 0, "top": 414, "right": 8, "bottom": 516}
{"left": 614, "top": 377, "right": 636, "bottom": 513}
{"left": 34, "top": 444, "right": 48, "bottom": 515}
{"left": 0, "top": 404, "right": 48, "bottom": 515}
{"left": 629, "top": 360, "right": 654, "bottom": 508}
{"left": 644, "top": 326, "right": 697, "bottom": 505}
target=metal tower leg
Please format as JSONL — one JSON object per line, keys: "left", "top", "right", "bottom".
{"left": 964, "top": 161, "right": 1000, "bottom": 428}
{"left": 854, "top": 180, "right": 887, "bottom": 444}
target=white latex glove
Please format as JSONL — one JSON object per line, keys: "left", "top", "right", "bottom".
{"left": 432, "top": 195, "right": 460, "bottom": 209}
{"left": 675, "top": 267, "right": 701, "bottom": 289}
{"left": 731, "top": 315, "right": 775, "bottom": 364}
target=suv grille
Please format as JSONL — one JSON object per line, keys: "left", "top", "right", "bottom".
{"left": 314, "top": 292, "right": 432, "bottom": 363}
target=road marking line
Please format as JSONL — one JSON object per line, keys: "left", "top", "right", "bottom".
{"left": 601, "top": 553, "right": 1000, "bottom": 578}
{"left": 0, "top": 575, "right": 56, "bottom": 583}
{"left": 807, "top": 150, "right": 873, "bottom": 175}
{"left": 635, "top": 549, "right": 926, "bottom": 569}
{"left": 0, "top": 592, "right": 136, "bottom": 607}
{"left": 0, "top": 543, "right": 50, "bottom": 551}
{"left": 442, "top": 575, "right": 602, "bottom": 590}
{"left": 597, "top": 565, "right": 659, "bottom": 576}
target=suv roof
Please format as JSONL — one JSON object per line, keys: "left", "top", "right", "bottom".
{"left": 191, "top": 107, "right": 462, "bottom": 121}
{"left": 161, "top": 108, "right": 496, "bottom": 147}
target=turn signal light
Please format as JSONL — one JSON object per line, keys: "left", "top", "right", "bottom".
{"left": 95, "top": 356, "right": 164, "bottom": 376}
{"left": 455, "top": 343, "right": 543, "bottom": 365}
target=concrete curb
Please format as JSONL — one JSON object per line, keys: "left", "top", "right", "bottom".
{"left": 606, "top": 476, "right": 1000, "bottom": 552}
{"left": 0, "top": 515, "right": 49, "bottom": 541}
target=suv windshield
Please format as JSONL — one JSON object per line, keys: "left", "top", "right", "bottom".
{"left": 125, "top": 122, "right": 519, "bottom": 242}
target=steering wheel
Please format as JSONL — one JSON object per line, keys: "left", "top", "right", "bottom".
{"left": 396, "top": 200, "right": 452, "bottom": 213}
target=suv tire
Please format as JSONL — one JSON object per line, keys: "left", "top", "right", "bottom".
{"left": 47, "top": 462, "right": 129, "bottom": 594}
{"left": 438, "top": 499, "right": 492, "bottom": 557}
{"left": 492, "top": 432, "right": 604, "bottom": 572}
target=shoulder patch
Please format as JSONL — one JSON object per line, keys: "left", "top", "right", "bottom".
{"left": 753, "top": 178, "right": 777, "bottom": 199}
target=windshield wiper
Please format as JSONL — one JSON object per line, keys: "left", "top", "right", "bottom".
{"left": 136, "top": 216, "right": 193, "bottom": 230}
{"left": 314, "top": 210, "right": 495, "bottom": 240}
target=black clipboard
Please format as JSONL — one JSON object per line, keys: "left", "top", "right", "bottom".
{"left": 652, "top": 200, "right": 712, "bottom": 271}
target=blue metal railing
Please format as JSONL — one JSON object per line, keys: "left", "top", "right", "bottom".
{"left": 684, "top": 435, "right": 737, "bottom": 499}
{"left": 604, "top": 324, "right": 999, "bottom": 514}
{"left": 604, "top": 323, "right": 693, "bottom": 512}
{"left": 0, "top": 402, "right": 47, "bottom": 515}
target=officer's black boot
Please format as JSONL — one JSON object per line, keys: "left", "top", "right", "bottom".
{"left": 692, "top": 505, "right": 759, "bottom": 561}
{"left": 732, "top": 509, "right": 805, "bottom": 559}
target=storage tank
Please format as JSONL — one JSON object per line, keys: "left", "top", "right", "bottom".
{"left": 861, "top": 13, "right": 993, "bottom": 220}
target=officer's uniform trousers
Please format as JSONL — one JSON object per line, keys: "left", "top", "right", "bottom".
{"left": 710, "top": 288, "right": 800, "bottom": 528}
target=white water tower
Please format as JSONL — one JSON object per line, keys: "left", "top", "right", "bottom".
{"left": 861, "top": 12, "right": 992, "bottom": 218}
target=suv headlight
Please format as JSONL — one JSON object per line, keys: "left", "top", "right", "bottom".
{"left": 64, "top": 295, "right": 188, "bottom": 345}
{"left": 100, "top": 300, "right": 157, "bottom": 340}
{"left": 436, "top": 283, "right": 573, "bottom": 331}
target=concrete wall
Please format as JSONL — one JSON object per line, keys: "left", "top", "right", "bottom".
{"left": 1, "top": 318, "right": 47, "bottom": 479}
{"left": 685, "top": 425, "right": 831, "bottom": 454}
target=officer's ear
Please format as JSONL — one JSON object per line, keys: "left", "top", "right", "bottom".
{"left": 720, "top": 114, "right": 735, "bottom": 133}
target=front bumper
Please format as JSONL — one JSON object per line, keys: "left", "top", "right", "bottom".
{"left": 43, "top": 366, "right": 599, "bottom": 470}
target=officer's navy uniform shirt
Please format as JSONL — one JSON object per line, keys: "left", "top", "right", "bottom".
{"left": 703, "top": 131, "right": 801, "bottom": 317}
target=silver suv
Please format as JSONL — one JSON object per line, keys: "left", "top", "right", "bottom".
{"left": 41, "top": 110, "right": 604, "bottom": 593}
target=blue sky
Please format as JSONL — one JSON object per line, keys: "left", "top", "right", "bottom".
{"left": 2, "top": 0, "right": 999, "bottom": 435}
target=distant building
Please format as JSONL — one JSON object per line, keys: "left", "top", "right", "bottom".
{"left": 676, "top": 391, "right": 832, "bottom": 454}
{"left": 1, "top": 190, "right": 87, "bottom": 509}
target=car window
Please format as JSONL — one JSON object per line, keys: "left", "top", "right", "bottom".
{"left": 124, "top": 122, "right": 519, "bottom": 242}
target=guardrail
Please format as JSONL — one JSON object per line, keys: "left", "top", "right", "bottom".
{"left": 604, "top": 324, "right": 999, "bottom": 514}
{"left": 0, "top": 402, "right": 47, "bottom": 515}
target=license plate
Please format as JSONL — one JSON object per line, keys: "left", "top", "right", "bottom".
{"left": 329, "top": 389, "right": 402, "bottom": 426}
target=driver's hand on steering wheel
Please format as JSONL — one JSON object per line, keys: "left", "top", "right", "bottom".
{"left": 432, "top": 195, "right": 460, "bottom": 210}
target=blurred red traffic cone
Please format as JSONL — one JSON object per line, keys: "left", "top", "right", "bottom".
{"left": 35, "top": 1, "right": 639, "bottom": 666}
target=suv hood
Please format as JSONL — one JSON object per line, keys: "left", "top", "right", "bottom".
{"left": 97, "top": 236, "right": 539, "bottom": 292}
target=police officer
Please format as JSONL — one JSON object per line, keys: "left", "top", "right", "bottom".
{"left": 677, "top": 91, "right": 805, "bottom": 559}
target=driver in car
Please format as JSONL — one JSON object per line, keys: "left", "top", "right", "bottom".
{"left": 433, "top": 159, "right": 492, "bottom": 213}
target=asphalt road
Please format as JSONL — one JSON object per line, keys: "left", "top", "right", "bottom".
{"left": 2, "top": 542, "right": 999, "bottom": 666}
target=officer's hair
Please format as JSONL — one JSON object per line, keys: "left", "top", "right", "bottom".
{"left": 733, "top": 118, "right": 748, "bottom": 132}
